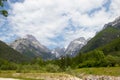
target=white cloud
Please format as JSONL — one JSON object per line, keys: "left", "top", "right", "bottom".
{"left": 109, "top": 0, "right": 120, "bottom": 17}
{"left": 7, "top": 0, "right": 120, "bottom": 49}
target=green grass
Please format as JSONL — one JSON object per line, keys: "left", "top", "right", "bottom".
{"left": 69, "top": 67, "right": 120, "bottom": 78}
{"left": 0, "top": 67, "right": 120, "bottom": 79}
{"left": 0, "top": 70, "right": 73, "bottom": 80}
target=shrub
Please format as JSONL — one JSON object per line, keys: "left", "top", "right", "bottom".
{"left": 45, "top": 64, "right": 60, "bottom": 72}
{"left": 0, "top": 63, "right": 17, "bottom": 70}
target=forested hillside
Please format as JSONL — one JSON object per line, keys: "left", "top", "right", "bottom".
{"left": 80, "top": 26, "right": 120, "bottom": 53}
{"left": 0, "top": 40, "right": 29, "bottom": 63}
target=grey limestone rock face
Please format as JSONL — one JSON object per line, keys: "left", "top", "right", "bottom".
{"left": 10, "top": 34, "right": 52, "bottom": 59}
{"left": 65, "top": 37, "right": 87, "bottom": 56}
{"left": 104, "top": 16, "right": 120, "bottom": 29}
{"left": 51, "top": 47, "right": 65, "bottom": 58}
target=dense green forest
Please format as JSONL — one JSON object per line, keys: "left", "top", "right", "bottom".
{"left": 0, "top": 41, "right": 29, "bottom": 63}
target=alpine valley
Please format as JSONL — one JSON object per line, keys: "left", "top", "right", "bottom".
{"left": 0, "top": 16, "right": 120, "bottom": 61}
{"left": 0, "top": 1, "right": 120, "bottom": 80}
{"left": 0, "top": 16, "right": 120, "bottom": 80}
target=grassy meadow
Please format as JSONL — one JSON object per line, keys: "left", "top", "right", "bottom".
{"left": 0, "top": 67, "right": 120, "bottom": 80}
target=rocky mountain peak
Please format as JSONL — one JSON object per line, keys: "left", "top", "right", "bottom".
{"left": 9, "top": 34, "right": 53, "bottom": 59}
{"left": 65, "top": 37, "right": 87, "bottom": 56}
{"left": 24, "top": 34, "right": 38, "bottom": 42}
{"left": 104, "top": 16, "right": 120, "bottom": 29}
{"left": 51, "top": 47, "right": 65, "bottom": 58}
{"left": 112, "top": 16, "right": 120, "bottom": 28}
{"left": 73, "top": 37, "right": 86, "bottom": 44}
{"left": 75, "top": 37, "right": 85, "bottom": 41}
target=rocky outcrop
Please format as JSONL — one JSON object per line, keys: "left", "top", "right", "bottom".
{"left": 104, "top": 16, "right": 120, "bottom": 29}
{"left": 65, "top": 37, "right": 87, "bottom": 56}
{"left": 10, "top": 34, "right": 53, "bottom": 60}
{"left": 51, "top": 47, "right": 65, "bottom": 58}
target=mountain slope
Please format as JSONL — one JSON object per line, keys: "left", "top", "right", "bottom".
{"left": 51, "top": 47, "right": 65, "bottom": 58}
{"left": 0, "top": 40, "right": 28, "bottom": 63}
{"left": 98, "top": 38, "right": 120, "bottom": 56}
{"left": 80, "top": 17, "right": 120, "bottom": 53}
{"left": 10, "top": 35, "right": 54, "bottom": 60}
{"left": 65, "top": 37, "right": 87, "bottom": 56}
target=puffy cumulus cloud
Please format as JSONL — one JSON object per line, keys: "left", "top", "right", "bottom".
{"left": 7, "top": 0, "right": 120, "bottom": 49}
{"left": 109, "top": 0, "right": 120, "bottom": 17}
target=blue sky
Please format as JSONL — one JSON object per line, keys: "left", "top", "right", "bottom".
{"left": 0, "top": 0, "right": 120, "bottom": 49}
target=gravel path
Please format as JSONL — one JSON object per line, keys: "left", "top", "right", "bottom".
{"left": 0, "top": 78, "right": 19, "bottom": 80}
{"left": 0, "top": 77, "right": 82, "bottom": 80}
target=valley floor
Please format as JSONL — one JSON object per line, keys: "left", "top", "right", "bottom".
{"left": 0, "top": 67, "right": 120, "bottom": 80}
{"left": 0, "top": 73, "right": 81, "bottom": 80}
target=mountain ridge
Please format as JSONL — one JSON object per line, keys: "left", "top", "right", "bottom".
{"left": 10, "top": 34, "right": 54, "bottom": 60}
{"left": 80, "top": 16, "right": 120, "bottom": 53}
{"left": 65, "top": 37, "right": 87, "bottom": 56}
{"left": 0, "top": 40, "right": 29, "bottom": 63}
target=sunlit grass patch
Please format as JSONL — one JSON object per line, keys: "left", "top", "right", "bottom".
{"left": 70, "top": 67, "right": 120, "bottom": 77}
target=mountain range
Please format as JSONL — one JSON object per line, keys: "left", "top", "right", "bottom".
{"left": 65, "top": 37, "right": 87, "bottom": 56}
{"left": 51, "top": 37, "right": 88, "bottom": 57}
{"left": 80, "top": 16, "right": 120, "bottom": 53}
{"left": 0, "top": 16, "right": 120, "bottom": 62}
{"left": 0, "top": 40, "right": 28, "bottom": 63}
{"left": 10, "top": 35, "right": 54, "bottom": 60}
{"left": 51, "top": 47, "right": 65, "bottom": 58}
